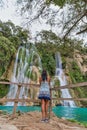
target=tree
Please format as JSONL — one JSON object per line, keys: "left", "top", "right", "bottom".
{"left": 35, "top": 30, "right": 61, "bottom": 44}
{"left": 0, "top": 20, "right": 29, "bottom": 48}
{"left": 60, "top": 0, "right": 87, "bottom": 38}
{"left": 0, "top": 20, "right": 29, "bottom": 77}
{"left": 16, "top": 0, "right": 87, "bottom": 39}
{"left": 0, "top": 36, "right": 15, "bottom": 76}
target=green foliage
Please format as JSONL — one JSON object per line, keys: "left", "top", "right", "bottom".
{"left": 36, "top": 30, "right": 85, "bottom": 76}
{"left": 81, "top": 46, "right": 87, "bottom": 54}
{"left": 0, "top": 36, "right": 16, "bottom": 76}
{"left": 54, "top": 79, "right": 60, "bottom": 86}
{"left": 0, "top": 20, "right": 29, "bottom": 77}
{"left": 52, "top": 0, "right": 66, "bottom": 7}
{"left": 0, "top": 84, "right": 9, "bottom": 98}
{"left": 67, "top": 118, "right": 87, "bottom": 128}
{"left": 36, "top": 31, "right": 87, "bottom": 106}
{"left": 0, "top": 18, "right": 87, "bottom": 107}
{"left": 0, "top": 20, "right": 29, "bottom": 97}
{"left": 36, "top": 30, "right": 61, "bottom": 45}
{"left": 68, "top": 61, "right": 87, "bottom": 106}
{"left": 36, "top": 42, "right": 56, "bottom": 76}
{"left": 0, "top": 21, "right": 29, "bottom": 48}
{"left": 69, "top": 61, "right": 84, "bottom": 83}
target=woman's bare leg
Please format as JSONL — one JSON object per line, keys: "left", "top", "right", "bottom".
{"left": 41, "top": 99, "right": 45, "bottom": 119}
{"left": 45, "top": 100, "right": 49, "bottom": 119}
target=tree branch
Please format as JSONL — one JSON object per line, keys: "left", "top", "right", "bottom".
{"left": 63, "top": 10, "right": 87, "bottom": 39}
{"left": 76, "top": 27, "right": 87, "bottom": 34}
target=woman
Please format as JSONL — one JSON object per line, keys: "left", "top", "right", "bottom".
{"left": 38, "top": 69, "right": 51, "bottom": 122}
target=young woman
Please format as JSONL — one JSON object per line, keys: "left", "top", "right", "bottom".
{"left": 38, "top": 69, "right": 51, "bottom": 122}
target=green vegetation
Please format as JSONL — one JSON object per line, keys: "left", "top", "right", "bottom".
{"left": 0, "top": 84, "right": 9, "bottom": 99}
{"left": 0, "top": 36, "right": 15, "bottom": 76}
{"left": 0, "top": 85, "right": 9, "bottom": 97}
{"left": 67, "top": 119, "right": 87, "bottom": 128}
{"left": 0, "top": 20, "right": 29, "bottom": 78}
{"left": 68, "top": 61, "right": 87, "bottom": 106}
{"left": 35, "top": 30, "right": 87, "bottom": 107}
{"left": 35, "top": 30, "right": 84, "bottom": 75}
{"left": 69, "top": 61, "right": 84, "bottom": 83}
{"left": 0, "top": 20, "right": 29, "bottom": 98}
{"left": 0, "top": 21, "right": 87, "bottom": 107}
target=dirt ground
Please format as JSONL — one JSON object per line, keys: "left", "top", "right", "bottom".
{"left": 0, "top": 111, "right": 87, "bottom": 130}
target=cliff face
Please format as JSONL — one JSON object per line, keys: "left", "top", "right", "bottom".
{"left": 64, "top": 50, "right": 87, "bottom": 107}
{"left": 0, "top": 53, "right": 16, "bottom": 81}
{"left": 1, "top": 49, "right": 87, "bottom": 107}
{"left": 65, "top": 50, "right": 87, "bottom": 83}
{"left": 1, "top": 49, "right": 87, "bottom": 82}
{"left": 74, "top": 50, "right": 87, "bottom": 75}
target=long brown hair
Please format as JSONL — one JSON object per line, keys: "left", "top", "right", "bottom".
{"left": 41, "top": 70, "right": 47, "bottom": 81}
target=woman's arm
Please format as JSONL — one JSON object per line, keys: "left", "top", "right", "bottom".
{"left": 47, "top": 76, "right": 51, "bottom": 85}
{"left": 39, "top": 77, "right": 42, "bottom": 85}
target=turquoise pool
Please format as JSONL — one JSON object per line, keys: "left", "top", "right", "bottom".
{"left": 0, "top": 106, "right": 87, "bottom": 123}
{"left": 53, "top": 106, "right": 87, "bottom": 123}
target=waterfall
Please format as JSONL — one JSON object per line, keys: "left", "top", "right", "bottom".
{"left": 6, "top": 44, "right": 42, "bottom": 106}
{"left": 55, "top": 52, "right": 76, "bottom": 107}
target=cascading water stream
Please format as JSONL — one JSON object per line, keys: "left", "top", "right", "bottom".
{"left": 6, "top": 46, "right": 30, "bottom": 106}
{"left": 6, "top": 44, "right": 42, "bottom": 106}
{"left": 55, "top": 52, "right": 76, "bottom": 107}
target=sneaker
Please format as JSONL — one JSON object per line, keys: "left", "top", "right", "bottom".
{"left": 41, "top": 119, "right": 45, "bottom": 123}
{"left": 45, "top": 118, "right": 49, "bottom": 122}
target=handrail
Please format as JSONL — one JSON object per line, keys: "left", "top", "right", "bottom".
{"left": 0, "top": 81, "right": 87, "bottom": 115}
{"left": 52, "top": 98, "right": 87, "bottom": 101}
{"left": 0, "top": 81, "right": 87, "bottom": 89}
{"left": 51, "top": 81, "right": 87, "bottom": 90}
{"left": 0, "top": 99, "right": 40, "bottom": 103}
{"left": 0, "top": 81, "right": 40, "bottom": 87}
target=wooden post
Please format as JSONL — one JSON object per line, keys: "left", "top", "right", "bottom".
{"left": 12, "top": 84, "right": 21, "bottom": 116}
{"left": 49, "top": 86, "right": 52, "bottom": 119}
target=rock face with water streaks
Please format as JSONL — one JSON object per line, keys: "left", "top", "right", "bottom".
{"left": 0, "top": 111, "right": 87, "bottom": 130}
